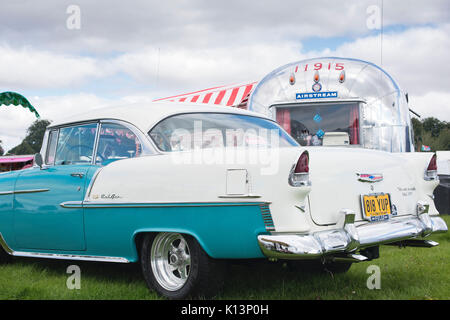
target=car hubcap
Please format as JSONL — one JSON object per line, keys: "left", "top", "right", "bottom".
{"left": 151, "top": 233, "right": 191, "bottom": 291}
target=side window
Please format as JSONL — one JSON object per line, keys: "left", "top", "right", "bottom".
{"left": 45, "top": 130, "right": 59, "bottom": 165}
{"left": 54, "top": 123, "right": 97, "bottom": 165}
{"left": 96, "top": 123, "right": 142, "bottom": 165}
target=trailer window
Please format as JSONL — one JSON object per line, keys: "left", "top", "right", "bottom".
{"left": 275, "top": 102, "right": 360, "bottom": 146}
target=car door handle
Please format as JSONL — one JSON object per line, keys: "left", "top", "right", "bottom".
{"left": 70, "top": 173, "right": 85, "bottom": 178}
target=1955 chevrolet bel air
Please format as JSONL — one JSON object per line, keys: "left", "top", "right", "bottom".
{"left": 0, "top": 102, "right": 447, "bottom": 299}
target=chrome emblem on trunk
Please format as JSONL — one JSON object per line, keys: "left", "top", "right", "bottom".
{"left": 357, "top": 173, "right": 383, "bottom": 183}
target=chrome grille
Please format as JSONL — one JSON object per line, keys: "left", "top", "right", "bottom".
{"left": 260, "top": 204, "right": 275, "bottom": 232}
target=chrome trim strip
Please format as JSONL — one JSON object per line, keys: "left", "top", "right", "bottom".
{"left": 63, "top": 200, "right": 272, "bottom": 209}
{"left": 40, "top": 129, "right": 49, "bottom": 164}
{"left": 14, "top": 189, "right": 50, "bottom": 194}
{"left": 0, "top": 189, "right": 50, "bottom": 195}
{"left": 60, "top": 201, "right": 83, "bottom": 208}
{"left": 0, "top": 232, "right": 129, "bottom": 263}
{"left": 91, "top": 122, "right": 101, "bottom": 165}
{"left": 80, "top": 201, "right": 271, "bottom": 209}
{"left": 260, "top": 203, "right": 275, "bottom": 232}
{"left": 84, "top": 167, "right": 103, "bottom": 200}
{"left": 0, "top": 233, "right": 13, "bottom": 254}
{"left": 44, "top": 129, "right": 59, "bottom": 166}
{"left": 218, "top": 194, "right": 262, "bottom": 199}
{"left": 12, "top": 251, "right": 129, "bottom": 263}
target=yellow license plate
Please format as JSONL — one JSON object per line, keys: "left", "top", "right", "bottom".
{"left": 361, "top": 194, "right": 391, "bottom": 222}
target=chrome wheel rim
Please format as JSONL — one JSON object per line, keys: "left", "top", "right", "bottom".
{"left": 150, "top": 233, "right": 191, "bottom": 291}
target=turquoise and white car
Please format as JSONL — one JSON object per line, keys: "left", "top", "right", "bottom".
{"left": 0, "top": 102, "right": 447, "bottom": 299}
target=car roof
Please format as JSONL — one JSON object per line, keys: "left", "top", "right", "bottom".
{"left": 49, "top": 101, "right": 272, "bottom": 133}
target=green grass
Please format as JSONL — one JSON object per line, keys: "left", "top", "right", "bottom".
{"left": 1, "top": 215, "right": 449, "bottom": 300}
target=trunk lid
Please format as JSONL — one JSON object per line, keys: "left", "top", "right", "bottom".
{"left": 306, "top": 147, "right": 429, "bottom": 225}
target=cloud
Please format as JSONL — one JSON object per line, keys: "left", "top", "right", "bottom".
{"left": 328, "top": 24, "right": 450, "bottom": 95}
{"left": 0, "top": 45, "right": 113, "bottom": 89}
{"left": 0, "top": 1, "right": 448, "bottom": 53}
{"left": 409, "top": 91, "right": 450, "bottom": 122}
{"left": 320, "top": 24, "right": 450, "bottom": 121}
{"left": 0, "top": 107, "right": 37, "bottom": 153}
{"left": 112, "top": 43, "right": 306, "bottom": 93}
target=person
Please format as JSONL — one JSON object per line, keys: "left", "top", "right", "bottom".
{"left": 300, "top": 129, "right": 312, "bottom": 146}
{"left": 311, "top": 134, "right": 322, "bottom": 146}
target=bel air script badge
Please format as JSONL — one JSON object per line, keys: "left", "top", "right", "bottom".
{"left": 92, "top": 193, "right": 122, "bottom": 200}
{"left": 101, "top": 193, "right": 122, "bottom": 200}
{"left": 357, "top": 173, "right": 383, "bottom": 183}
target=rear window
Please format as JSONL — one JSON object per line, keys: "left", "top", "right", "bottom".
{"left": 149, "top": 113, "right": 298, "bottom": 152}
{"left": 275, "top": 102, "right": 360, "bottom": 146}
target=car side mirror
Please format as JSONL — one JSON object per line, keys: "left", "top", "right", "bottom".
{"left": 34, "top": 153, "right": 43, "bottom": 169}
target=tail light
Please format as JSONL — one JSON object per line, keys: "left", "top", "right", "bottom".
{"left": 288, "top": 151, "right": 311, "bottom": 187}
{"left": 424, "top": 154, "right": 438, "bottom": 181}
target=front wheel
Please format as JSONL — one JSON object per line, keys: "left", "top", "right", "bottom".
{"left": 140, "top": 232, "right": 225, "bottom": 299}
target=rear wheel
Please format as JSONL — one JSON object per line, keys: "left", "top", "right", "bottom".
{"left": 140, "top": 232, "right": 225, "bottom": 299}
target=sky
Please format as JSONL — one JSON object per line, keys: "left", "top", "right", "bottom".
{"left": 0, "top": 0, "right": 449, "bottom": 151}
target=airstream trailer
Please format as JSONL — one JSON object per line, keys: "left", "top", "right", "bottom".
{"left": 246, "top": 58, "right": 448, "bottom": 214}
{"left": 248, "top": 57, "right": 415, "bottom": 153}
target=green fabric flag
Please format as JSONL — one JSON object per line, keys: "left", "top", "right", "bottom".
{"left": 0, "top": 92, "right": 40, "bottom": 118}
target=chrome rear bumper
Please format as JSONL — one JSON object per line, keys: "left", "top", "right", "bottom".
{"left": 257, "top": 210, "right": 448, "bottom": 260}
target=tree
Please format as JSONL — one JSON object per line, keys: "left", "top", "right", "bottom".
{"left": 411, "top": 117, "right": 423, "bottom": 150}
{"left": 411, "top": 117, "right": 450, "bottom": 152}
{"left": 0, "top": 140, "right": 4, "bottom": 156}
{"left": 422, "top": 117, "right": 445, "bottom": 138}
{"left": 7, "top": 119, "right": 51, "bottom": 155}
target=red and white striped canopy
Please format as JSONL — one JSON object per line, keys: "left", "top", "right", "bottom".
{"left": 153, "top": 82, "right": 257, "bottom": 109}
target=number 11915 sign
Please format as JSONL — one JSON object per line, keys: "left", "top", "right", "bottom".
{"left": 294, "top": 62, "right": 345, "bottom": 72}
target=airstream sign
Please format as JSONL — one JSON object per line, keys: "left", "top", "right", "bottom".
{"left": 296, "top": 91, "right": 338, "bottom": 100}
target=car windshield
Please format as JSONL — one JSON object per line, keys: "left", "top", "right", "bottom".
{"left": 274, "top": 102, "right": 360, "bottom": 146}
{"left": 149, "top": 113, "right": 298, "bottom": 152}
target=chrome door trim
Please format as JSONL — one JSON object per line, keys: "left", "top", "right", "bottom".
{"left": 91, "top": 122, "right": 101, "bottom": 165}
{"left": 218, "top": 194, "right": 262, "bottom": 199}
{"left": 14, "top": 189, "right": 50, "bottom": 194}
{"left": 61, "top": 200, "right": 271, "bottom": 209}
{"left": 60, "top": 201, "right": 83, "bottom": 208}
{"left": 84, "top": 167, "right": 102, "bottom": 200}
{"left": 11, "top": 251, "right": 130, "bottom": 263}
{"left": 0, "top": 233, "right": 13, "bottom": 254}
{"left": 0, "top": 189, "right": 50, "bottom": 195}
{"left": 82, "top": 201, "right": 271, "bottom": 208}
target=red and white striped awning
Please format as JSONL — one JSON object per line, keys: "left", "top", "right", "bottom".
{"left": 153, "top": 82, "right": 257, "bottom": 109}
{"left": 0, "top": 155, "right": 34, "bottom": 164}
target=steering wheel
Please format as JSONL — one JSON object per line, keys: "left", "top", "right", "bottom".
{"left": 65, "top": 144, "right": 105, "bottom": 163}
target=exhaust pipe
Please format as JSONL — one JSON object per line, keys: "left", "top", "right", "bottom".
{"left": 327, "top": 253, "right": 369, "bottom": 263}
{"left": 388, "top": 239, "right": 439, "bottom": 248}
